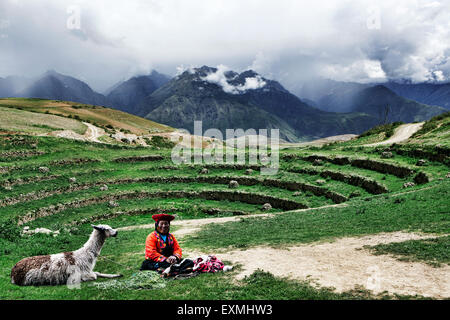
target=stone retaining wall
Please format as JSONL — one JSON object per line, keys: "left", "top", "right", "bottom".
{"left": 113, "top": 155, "right": 165, "bottom": 163}
{"left": 283, "top": 154, "right": 415, "bottom": 178}
{"left": 349, "top": 159, "right": 414, "bottom": 178}
{"left": 0, "top": 151, "right": 45, "bottom": 160}
{"left": 1, "top": 174, "right": 345, "bottom": 208}
{"left": 392, "top": 146, "right": 450, "bottom": 165}
{"left": 50, "top": 158, "right": 99, "bottom": 166}
{"left": 112, "top": 175, "right": 347, "bottom": 204}
{"left": 69, "top": 207, "right": 247, "bottom": 226}
{"left": 18, "top": 190, "right": 307, "bottom": 225}
{"left": 287, "top": 167, "right": 388, "bottom": 194}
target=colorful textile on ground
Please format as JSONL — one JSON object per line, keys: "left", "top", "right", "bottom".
{"left": 193, "top": 255, "right": 225, "bottom": 273}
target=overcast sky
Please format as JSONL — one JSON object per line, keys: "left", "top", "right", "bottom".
{"left": 0, "top": 0, "right": 449, "bottom": 92}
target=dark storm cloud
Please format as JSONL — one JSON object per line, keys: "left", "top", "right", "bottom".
{"left": 0, "top": 0, "right": 449, "bottom": 92}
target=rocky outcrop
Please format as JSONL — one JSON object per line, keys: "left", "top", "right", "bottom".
{"left": 403, "top": 182, "right": 415, "bottom": 188}
{"left": 413, "top": 172, "right": 430, "bottom": 184}
{"left": 38, "top": 167, "right": 50, "bottom": 173}
{"left": 228, "top": 180, "right": 239, "bottom": 189}
{"left": 381, "top": 151, "right": 393, "bottom": 159}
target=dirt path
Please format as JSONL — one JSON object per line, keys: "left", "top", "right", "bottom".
{"left": 280, "top": 134, "right": 359, "bottom": 149}
{"left": 118, "top": 199, "right": 449, "bottom": 298}
{"left": 83, "top": 122, "right": 105, "bottom": 143}
{"left": 364, "top": 122, "right": 424, "bottom": 147}
{"left": 43, "top": 122, "right": 106, "bottom": 143}
{"left": 217, "top": 232, "right": 450, "bottom": 298}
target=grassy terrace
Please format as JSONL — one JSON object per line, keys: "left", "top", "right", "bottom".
{"left": 184, "top": 181, "right": 450, "bottom": 250}
{"left": 367, "top": 235, "right": 450, "bottom": 268}
{"left": 1, "top": 132, "right": 449, "bottom": 300}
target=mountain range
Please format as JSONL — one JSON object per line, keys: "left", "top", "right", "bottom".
{"left": 383, "top": 81, "right": 450, "bottom": 110}
{"left": 16, "top": 70, "right": 108, "bottom": 106}
{"left": 105, "top": 71, "right": 171, "bottom": 115}
{"left": 298, "top": 78, "right": 449, "bottom": 115}
{"left": 0, "top": 68, "right": 447, "bottom": 141}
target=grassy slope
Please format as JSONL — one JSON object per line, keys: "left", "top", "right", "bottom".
{"left": 367, "top": 235, "right": 450, "bottom": 267}
{"left": 408, "top": 112, "right": 450, "bottom": 148}
{"left": 185, "top": 181, "right": 449, "bottom": 250}
{"left": 0, "top": 107, "right": 87, "bottom": 135}
{"left": 0, "top": 98, "right": 173, "bottom": 135}
{"left": 335, "top": 112, "right": 450, "bottom": 148}
{"left": 0, "top": 113, "right": 449, "bottom": 299}
{"left": 335, "top": 122, "right": 404, "bottom": 147}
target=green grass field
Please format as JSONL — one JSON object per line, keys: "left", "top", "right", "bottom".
{"left": 0, "top": 100, "right": 449, "bottom": 300}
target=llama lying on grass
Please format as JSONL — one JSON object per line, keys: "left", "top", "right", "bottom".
{"left": 11, "top": 224, "right": 122, "bottom": 286}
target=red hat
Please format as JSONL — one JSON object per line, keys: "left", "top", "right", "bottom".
{"left": 152, "top": 214, "right": 175, "bottom": 223}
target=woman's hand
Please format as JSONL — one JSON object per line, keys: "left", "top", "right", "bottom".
{"left": 167, "top": 255, "right": 177, "bottom": 264}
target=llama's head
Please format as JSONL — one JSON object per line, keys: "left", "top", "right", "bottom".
{"left": 91, "top": 224, "right": 118, "bottom": 238}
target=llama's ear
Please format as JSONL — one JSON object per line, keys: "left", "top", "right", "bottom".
{"left": 92, "top": 225, "right": 104, "bottom": 231}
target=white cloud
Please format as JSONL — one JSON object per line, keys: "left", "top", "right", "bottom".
{"left": 364, "top": 60, "right": 387, "bottom": 80}
{"left": 241, "top": 76, "right": 266, "bottom": 91}
{"left": 201, "top": 65, "right": 237, "bottom": 94}
{"left": 433, "top": 70, "right": 445, "bottom": 82}
{"left": 201, "top": 65, "right": 266, "bottom": 94}
{"left": 175, "top": 65, "right": 195, "bottom": 76}
{"left": 0, "top": 0, "right": 449, "bottom": 91}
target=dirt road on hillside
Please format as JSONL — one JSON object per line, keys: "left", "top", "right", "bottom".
{"left": 83, "top": 122, "right": 105, "bottom": 143}
{"left": 364, "top": 122, "right": 424, "bottom": 146}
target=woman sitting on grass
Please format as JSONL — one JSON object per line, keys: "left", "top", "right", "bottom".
{"left": 140, "top": 214, "right": 182, "bottom": 271}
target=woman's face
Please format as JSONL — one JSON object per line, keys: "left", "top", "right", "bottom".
{"left": 157, "top": 220, "right": 170, "bottom": 234}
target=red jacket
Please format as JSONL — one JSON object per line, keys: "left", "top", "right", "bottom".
{"left": 145, "top": 231, "right": 182, "bottom": 262}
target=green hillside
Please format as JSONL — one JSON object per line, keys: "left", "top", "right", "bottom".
{"left": 0, "top": 98, "right": 173, "bottom": 136}
{"left": 0, "top": 108, "right": 448, "bottom": 300}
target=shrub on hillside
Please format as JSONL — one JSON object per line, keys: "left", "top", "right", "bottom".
{"left": 148, "top": 136, "right": 175, "bottom": 149}
{"left": 0, "top": 219, "right": 21, "bottom": 242}
{"left": 359, "top": 122, "right": 404, "bottom": 138}
{"left": 411, "top": 111, "right": 450, "bottom": 138}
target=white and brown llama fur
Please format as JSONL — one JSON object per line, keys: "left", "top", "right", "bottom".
{"left": 11, "top": 225, "right": 122, "bottom": 286}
